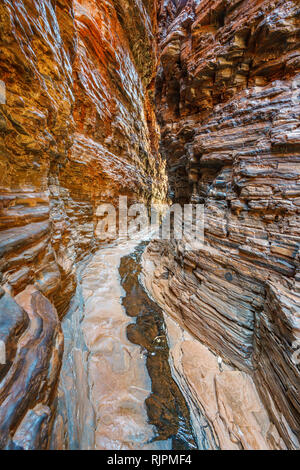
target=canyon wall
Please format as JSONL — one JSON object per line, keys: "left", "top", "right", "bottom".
{"left": 149, "top": 0, "right": 300, "bottom": 449}
{"left": 0, "top": 0, "right": 166, "bottom": 449}
{"left": 0, "top": 0, "right": 299, "bottom": 451}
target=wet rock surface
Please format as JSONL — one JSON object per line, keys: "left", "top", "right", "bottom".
{"left": 52, "top": 233, "right": 174, "bottom": 449}
{"left": 120, "top": 242, "right": 197, "bottom": 449}
{"left": 52, "top": 236, "right": 196, "bottom": 449}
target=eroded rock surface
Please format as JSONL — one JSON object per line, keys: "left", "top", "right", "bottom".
{"left": 0, "top": 286, "right": 63, "bottom": 449}
{"left": 0, "top": 0, "right": 166, "bottom": 448}
{"left": 149, "top": 0, "right": 300, "bottom": 449}
{"left": 53, "top": 233, "right": 176, "bottom": 449}
{"left": 142, "top": 248, "right": 287, "bottom": 449}
{"left": 0, "top": 0, "right": 299, "bottom": 450}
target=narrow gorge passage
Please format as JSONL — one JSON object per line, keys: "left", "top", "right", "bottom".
{"left": 0, "top": 0, "right": 299, "bottom": 453}
{"left": 53, "top": 233, "right": 170, "bottom": 450}
{"left": 53, "top": 235, "right": 197, "bottom": 450}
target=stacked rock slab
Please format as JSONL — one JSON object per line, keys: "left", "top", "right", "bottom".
{"left": 152, "top": 0, "right": 300, "bottom": 449}
{"left": 0, "top": 0, "right": 166, "bottom": 449}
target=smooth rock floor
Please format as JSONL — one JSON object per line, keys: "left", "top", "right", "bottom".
{"left": 54, "top": 231, "right": 171, "bottom": 449}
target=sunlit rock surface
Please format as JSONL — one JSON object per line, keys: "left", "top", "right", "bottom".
{"left": 149, "top": 0, "right": 300, "bottom": 449}
{"left": 0, "top": 0, "right": 166, "bottom": 448}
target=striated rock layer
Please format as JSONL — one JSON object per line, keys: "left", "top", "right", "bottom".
{"left": 0, "top": 0, "right": 166, "bottom": 449}
{"left": 150, "top": 0, "right": 300, "bottom": 449}
{"left": 142, "top": 245, "right": 288, "bottom": 449}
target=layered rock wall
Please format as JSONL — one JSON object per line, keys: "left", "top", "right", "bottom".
{"left": 152, "top": 0, "right": 300, "bottom": 449}
{"left": 0, "top": 0, "right": 165, "bottom": 449}
{"left": 0, "top": 0, "right": 299, "bottom": 451}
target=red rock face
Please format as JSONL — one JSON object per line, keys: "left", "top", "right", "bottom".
{"left": 153, "top": 0, "right": 300, "bottom": 449}
{"left": 0, "top": 0, "right": 166, "bottom": 449}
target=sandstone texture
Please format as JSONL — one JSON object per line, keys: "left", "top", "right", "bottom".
{"left": 0, "top": 0, "right": 166, "bottom": 448}
{"left": 148, "top": 0, "right": 300, "bottom": 449}
{"left": 0, "top": 0, "right": 299, "bottom": 451}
